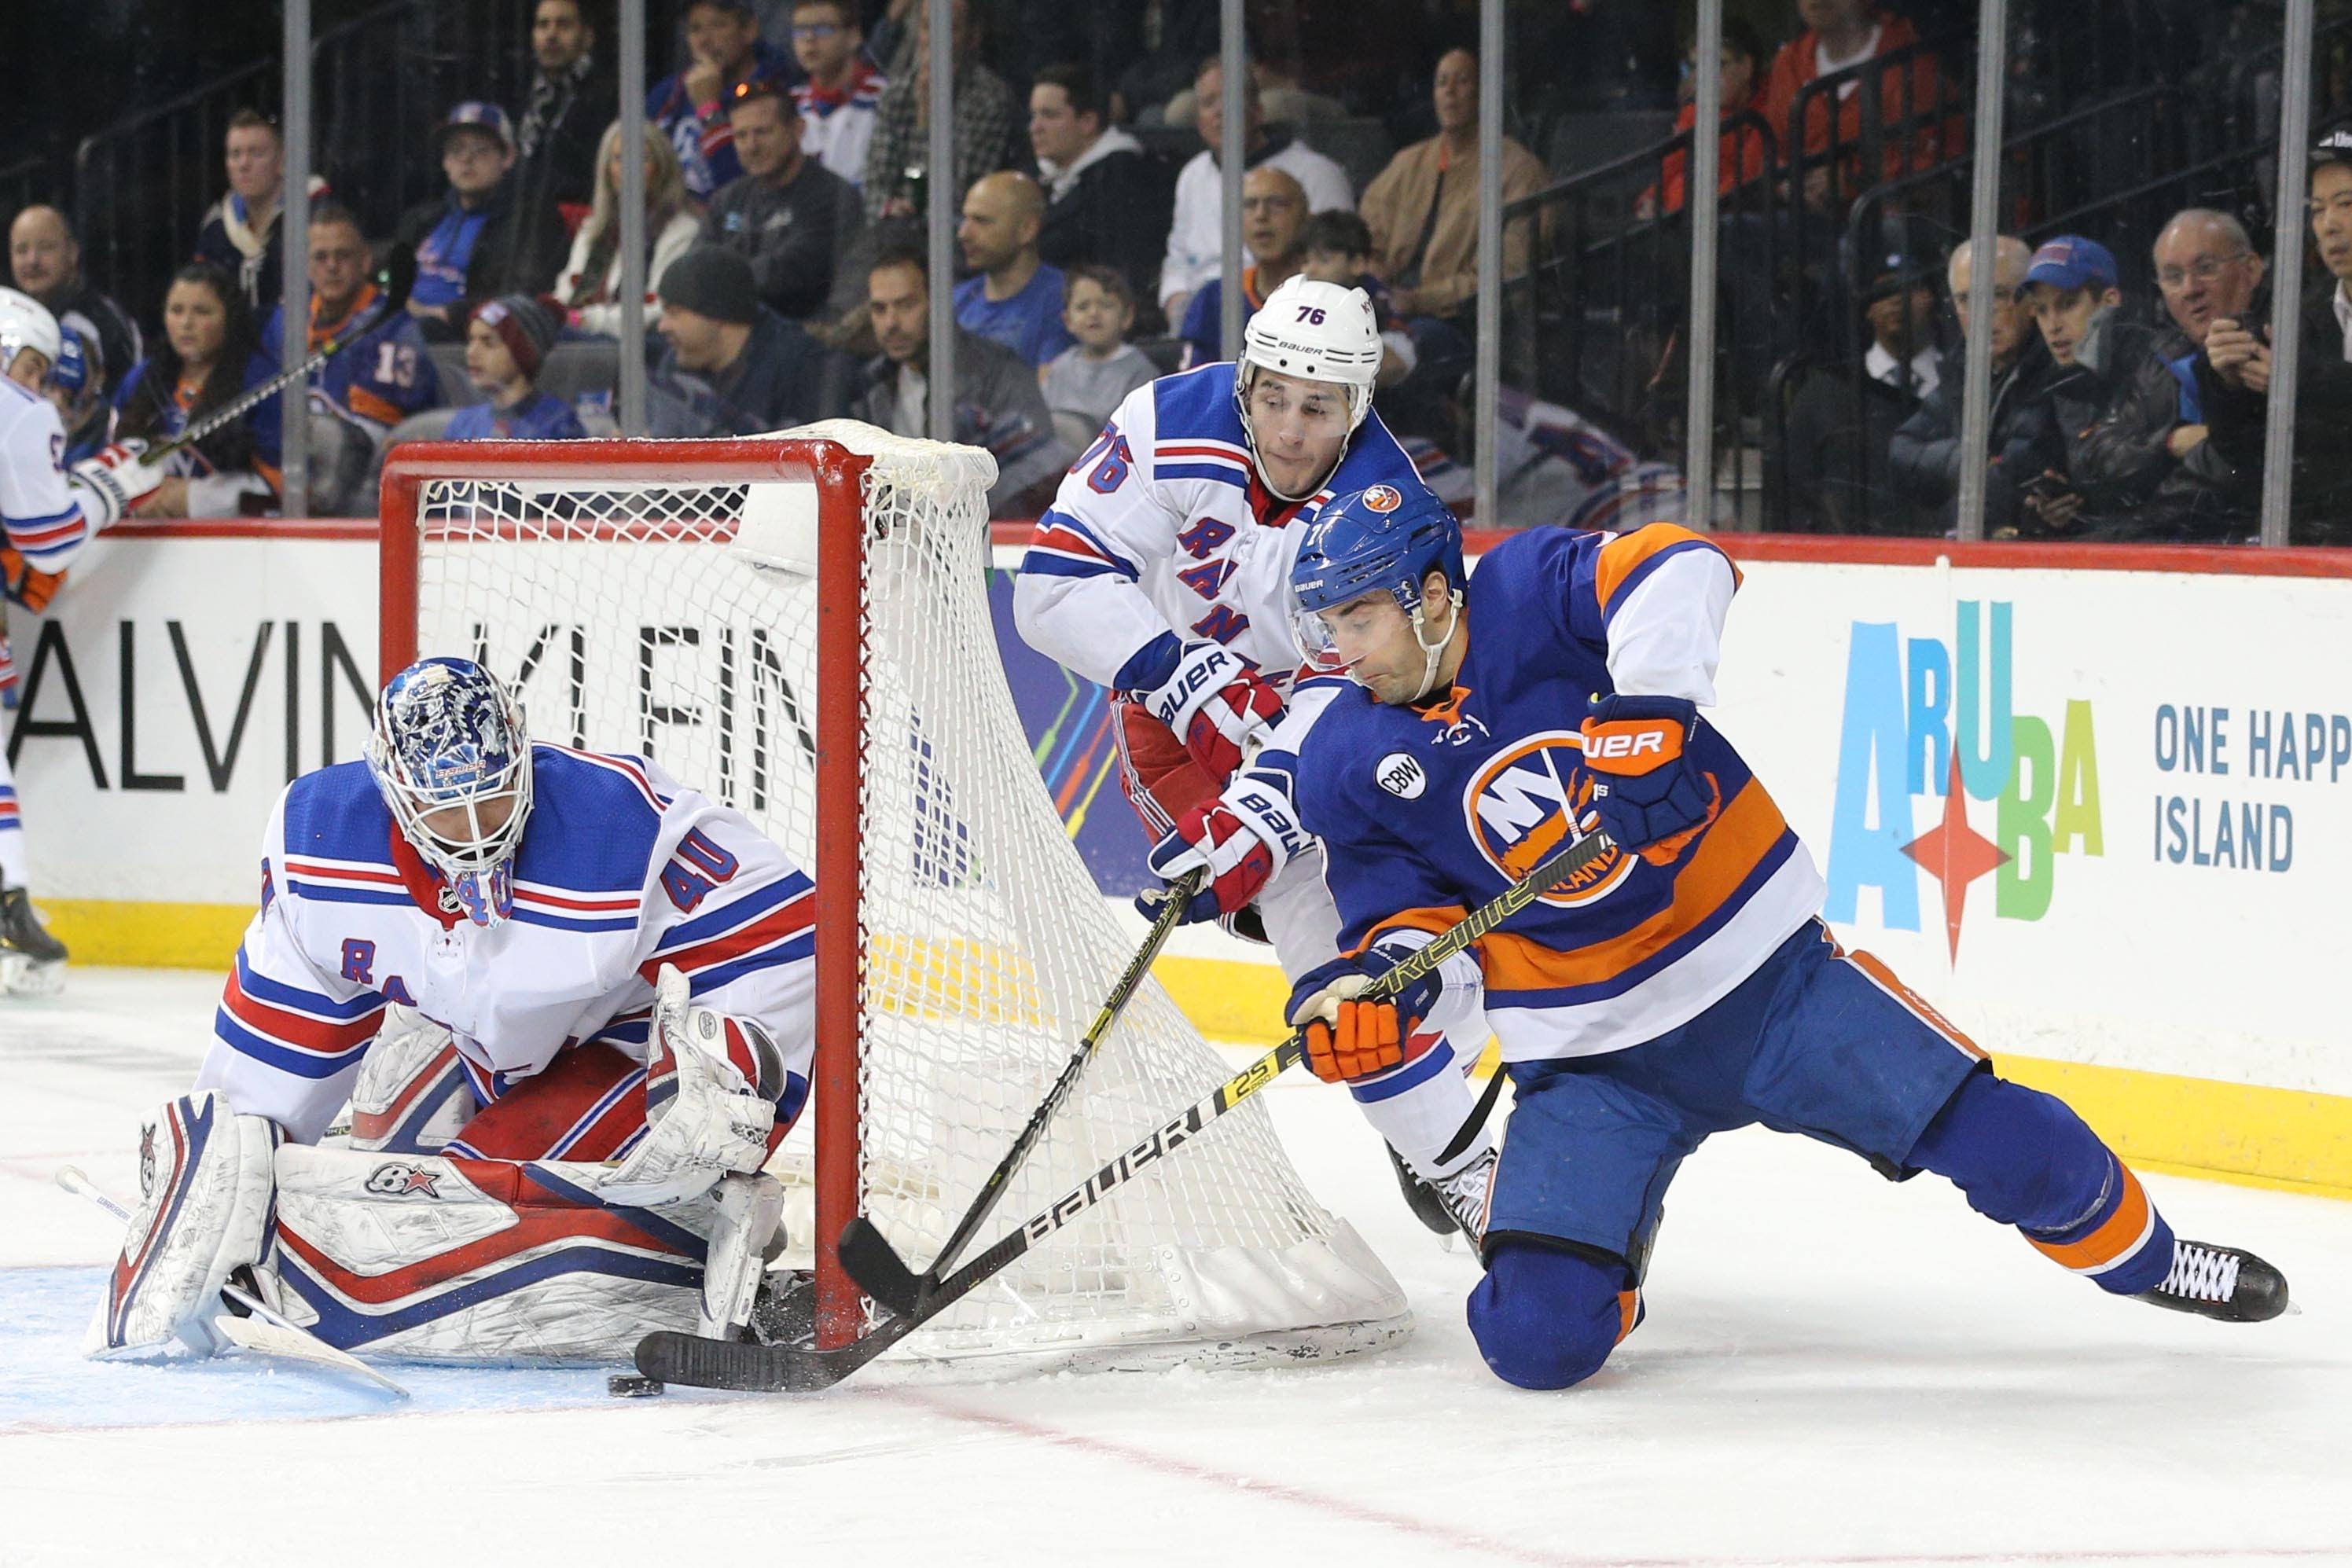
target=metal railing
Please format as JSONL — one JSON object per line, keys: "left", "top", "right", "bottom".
{"left": 72, "top": 0, "right": 535, "bottom": 333}
{"left": 1503, "top": 111, "right": 1782, "bottom": 527}
{"left": 0, "top": 156, "right": 58, "bottom": 222}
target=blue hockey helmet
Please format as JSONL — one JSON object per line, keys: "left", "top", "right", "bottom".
{"left": 366, "top": 658, "right": 534, "bottom": 896}
{"left": 1292, "top": 483, "right": 1464, "bottom": 622}
{"left": 1290, "top": 484, "right": 1466, "bottom": 698}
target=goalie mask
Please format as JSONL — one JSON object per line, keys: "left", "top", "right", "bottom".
{"left": 366, "top": 657, "right": 533, "bottom": 926}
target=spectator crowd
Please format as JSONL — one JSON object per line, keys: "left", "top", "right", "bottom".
{"left": 6, "top": 0, "right": 2346, "bottom": 542}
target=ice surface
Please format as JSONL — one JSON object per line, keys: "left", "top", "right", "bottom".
{"left": 5, "top": 969, "right": 2349, "bottom": 1567}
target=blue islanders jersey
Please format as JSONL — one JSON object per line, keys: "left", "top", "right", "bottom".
{"left": 1013, "top": 360, "right": 1439, "bottom": 699}
{"left": 445, "top": 389, "right": 586, "bottom": 442}
{"left": 197, "top": 747, "right": 816, "bottom": 1143}
{"left": 1295, "top": 524, "right": 1825, "bottom": 1061}
{"left": 259, "top": 284, "right": 439, "bottom": 437}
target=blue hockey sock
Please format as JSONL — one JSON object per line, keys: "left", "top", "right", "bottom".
{"left": 1909, "top": 1071, "right": 2172, "bottom": 1295}
{"left": 1464, "top": 1240, "right": 1641, "bottom": 1390}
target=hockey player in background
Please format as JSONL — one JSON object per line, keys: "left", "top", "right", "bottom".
{"left": 1260, "top": 488, "right": 2287, "bottom": 1390}
{"left": 0, "top": 287, "right": 167, "bottom": 994}
{"left": 1012, "top": 275, "right": 1492, "bottom": 1235}
{"left": 87, "top": 658, "right": 814, "bottom": 1364}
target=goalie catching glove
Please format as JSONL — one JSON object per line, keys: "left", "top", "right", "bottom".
{"left": 1285, "top": 938, "right": 1445, "bottom": 1085}
{"left": 1138, "top": 768, "right": 1311, "bottom": 924}
{"left": 69, "top": 439, "right": 167, "bottom": 531}
{"left": 1127, "top": 634, "right": 1285, "bottom": 780}
{"left": 599, "top": 964, "right": 783, "bottom": 1206}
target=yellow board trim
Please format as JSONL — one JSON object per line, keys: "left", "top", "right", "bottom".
{"left": 44, "top": 900, "right": 252, "bottom": 971}
{"left": 53, "top": 905, "right": 2352, "bottom": 1198}
{"left": 1151, "top": 955, "right": 2352, "bottom": 1198}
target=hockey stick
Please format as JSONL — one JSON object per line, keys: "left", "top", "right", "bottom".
{"left": 635, "top": 828, "right": 1616, "bottom": 1393}
{"left": 145, "top": 244, "right": 418, "bottom": 465}
{"left": 843, "top": 866, "right": 1208, "bottom": 1316}
{"left": 57, "top": 1166, "right": 411, "bottom": 1400}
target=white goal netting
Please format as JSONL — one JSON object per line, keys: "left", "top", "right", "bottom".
{"left": 400, "top": 421, "right": 1409, "bottom": 1367}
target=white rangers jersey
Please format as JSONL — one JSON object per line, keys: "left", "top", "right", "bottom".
{"left": 197, "top": 747, "right": 817, "bottom": 1144}
{"left": 0, "top": 375, "right": 97, "bottom": 574}
{"left": 1011, "top": 360, "right": 1442, "bottom": 703}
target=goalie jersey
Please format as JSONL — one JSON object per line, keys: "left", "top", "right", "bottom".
{"left": 1294, "top": 525, "right": 1828, "bottom": 1061}
{"left": 198, "top": 747, "right": 816, "bottom": 1143}
{"left": 1012, "top": 360, "right": 1441, "bottom": 700}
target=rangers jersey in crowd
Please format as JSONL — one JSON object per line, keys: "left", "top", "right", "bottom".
{"left": 1295, "top": 523, "right": 1827, "bottom": 1060}
{"left": 1012, "top": 360, "right": 1442, "bottom": 701}
{"left": 199, "top": 746, "right": 816, "bottom": 1143}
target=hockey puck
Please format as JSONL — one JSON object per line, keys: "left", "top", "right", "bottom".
{"left": 607, "top": 1372, "right": 667, "bottom": 1398}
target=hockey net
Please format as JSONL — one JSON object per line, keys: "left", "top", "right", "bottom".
{"left": 379, "top": 423, "right": 1409, "bottom": 1368}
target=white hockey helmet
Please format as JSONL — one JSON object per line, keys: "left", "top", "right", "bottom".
{"left": 1236, "top": 274, "right": 1383, "bottom": 434}
{"left": 0, "top": 287, "right": 61, "bottom": 380}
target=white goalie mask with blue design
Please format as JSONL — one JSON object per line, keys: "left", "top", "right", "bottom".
{"left": 366, "top": 657, "right": 534, "bottom": 927}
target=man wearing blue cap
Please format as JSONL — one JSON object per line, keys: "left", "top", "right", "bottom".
{"left": 395, "top": 102, "right": 571, "bottom": 343}
{"left": 2015, "top": 233, "right": 2196, "bottom": 541}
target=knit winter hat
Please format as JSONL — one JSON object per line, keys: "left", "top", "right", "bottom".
{"left": 472, "top": 294, "right": 558, "bottom": 378}
{"left": 657, "top": 245, "right": 760, "bottom": 326}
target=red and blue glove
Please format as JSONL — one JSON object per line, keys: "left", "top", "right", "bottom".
{"left": 1137, "top": 773, "right": 1309, "bottom": 925}
{"left": 1284, "top": 940, "right": 1444, "bottom": 1085}
{"left": 1133, "top": 638, "right": 1284, "bottom": 781}
{"left": 1578, "top": 693, "right": 1713, "bottom": 854}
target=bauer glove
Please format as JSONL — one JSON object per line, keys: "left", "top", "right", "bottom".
{"left": 1129, "top": 635, "right": 1284, "bottom": 782}
{"left": 1285, "top": 940, "right": 1444, "bottom": 1085}
{"left": 1137, "top": 769, "right": 1310, "bottom": 925}
{"left": 1578, "top": 693, "right": 1714, "bottom": 856}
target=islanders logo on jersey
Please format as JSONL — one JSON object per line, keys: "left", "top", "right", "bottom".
{"left": 1461, "top": 733, "right": 1634, "bottom": 907}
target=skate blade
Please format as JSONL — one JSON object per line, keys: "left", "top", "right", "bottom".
{"left": 0, "top": 956, "right": 65, "bottom": 998}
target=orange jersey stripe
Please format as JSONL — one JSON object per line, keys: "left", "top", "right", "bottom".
{"left": 1474, "top": 777, "right": 1792, "bottom": 993}
{"left": 1839, "top": 947, "right": 1987, "bottom": 1060}
{"left": 1592, "top": 523, "right": 1740, "bottom": 616}
{"left": 2030, "top": 1165, "right": 2153, "bottom": 1272}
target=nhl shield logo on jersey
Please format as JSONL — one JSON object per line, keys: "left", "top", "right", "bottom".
{"left": 1461, "top": 733, "right": 1632, "bottom": 906}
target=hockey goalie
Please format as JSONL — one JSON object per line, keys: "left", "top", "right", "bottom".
{"left": 87, "top": 656, "right": 812, "bottom": 1364}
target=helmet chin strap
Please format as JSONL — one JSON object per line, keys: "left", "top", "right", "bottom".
{"left": 1403, "top": 590, "right": 1464, "bottom": 703}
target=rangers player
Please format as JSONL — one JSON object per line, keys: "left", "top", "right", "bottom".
{"left": 1012, "top": 275, "right": 1491, "bottom": 1231}
{"left": 88, "top": 658, "right": 814, "bottom": 1364}
{"left": 0, "top": 287, "right": 167, "bottom": 993}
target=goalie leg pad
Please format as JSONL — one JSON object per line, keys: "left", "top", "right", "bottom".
{"left": 87, "top": 1092, "right": 282, "bottom": 1360}
{"left": 347, "top": 1008, "right": 476, "bottom": 1154}
{"left": 266, "top": 1144, "right": 722, "bottom": 1362}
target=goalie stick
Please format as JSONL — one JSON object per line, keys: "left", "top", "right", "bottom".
{"left": 145, "top": 244, "right": 418, "bottom": 465}
{"left": 56, "top": 1166, "right": 411, "bottom": 1401}
{"left": 635, "top": 828, "right": 1618, "bottom": 1393}
{"left": 845, "top": 866, "right": 1207, "bottom": 1316}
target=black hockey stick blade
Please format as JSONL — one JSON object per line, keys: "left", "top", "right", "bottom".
{"left": 836, "top": 1217, "right": 924, "bottom": 1317}
{"left": 374, "top": 241, "right": 418, "bottom": 317}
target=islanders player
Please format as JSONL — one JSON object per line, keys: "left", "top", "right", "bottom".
{"left": 1265, "top": 488, "right": 2286, "bottom": 1389}
{"left": 88, "top": 658, "right": 812, "bottom": 1364}
{"left": 1012, "top": 275, "right": 1490, "bottom": 1225}
{"left": 2, "top": 287, "right": 167, "bottom": 992}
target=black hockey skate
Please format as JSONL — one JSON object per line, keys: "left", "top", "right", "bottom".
{"left": 2133, "top": 1239, "right": 2289, "bottom": 1323}
{"left": 1390, "top": 1144, "right": 1497, "bottom": 1242}
{"left": 0, "top": 886, "right": 67, "bottom": 994}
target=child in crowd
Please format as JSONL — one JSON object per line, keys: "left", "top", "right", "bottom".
{"left": 447, "top": 295, "right": 586, "bottom": 440}
{"left": 1299, "top": 211, "right": 1416, "bottom": 389}
{"left": 1039, "top": 265, "right": 1155, "bottom": 451}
